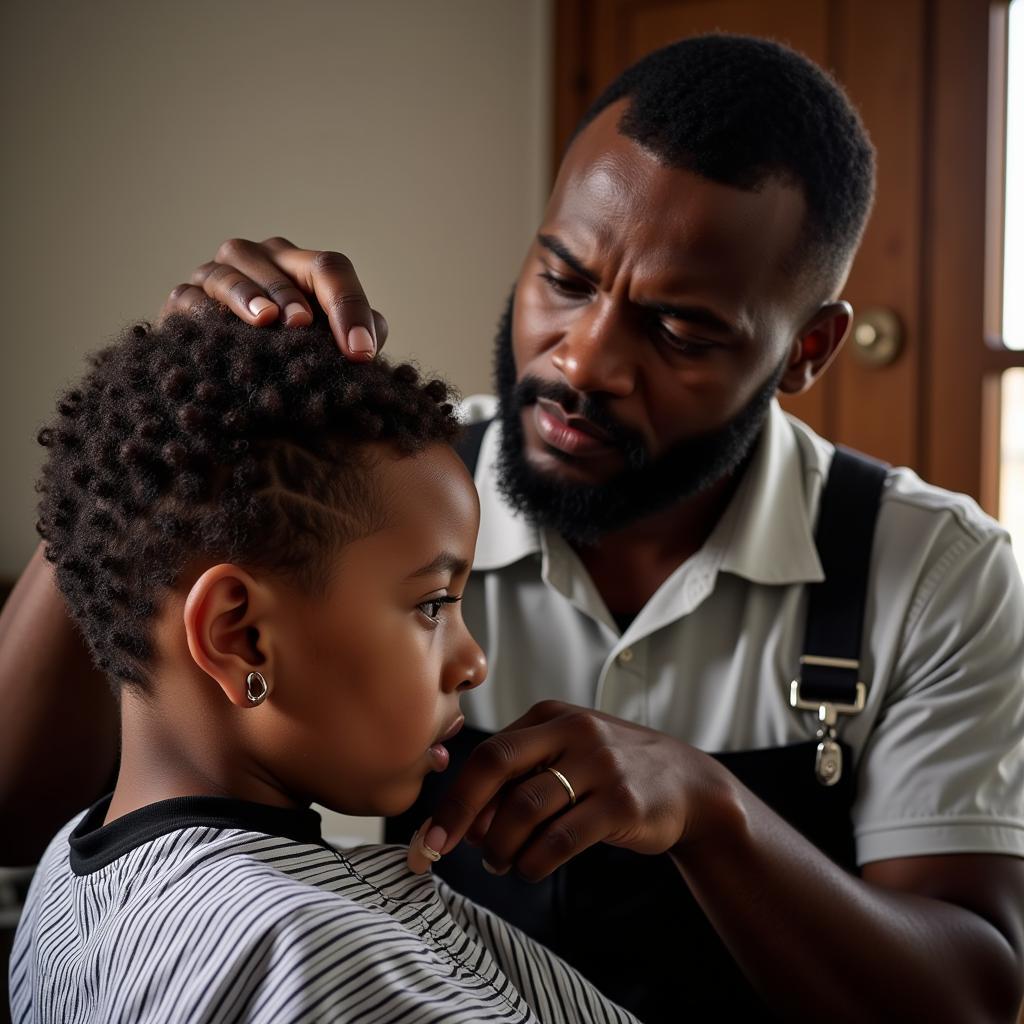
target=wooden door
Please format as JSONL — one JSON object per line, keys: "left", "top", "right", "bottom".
{"left": 553, "top": 0, "right": 1024, "bottom": 507}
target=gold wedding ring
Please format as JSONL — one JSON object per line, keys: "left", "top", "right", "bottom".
{"left": 545, "top": 767, "right": 577, "bottom": 807}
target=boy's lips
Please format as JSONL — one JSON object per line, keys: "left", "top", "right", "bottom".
{"left": 436, "top": 715, "right": 465, "bottom": 745}
{"left": 428, "top": 716, "right": 464, "bottom": 773}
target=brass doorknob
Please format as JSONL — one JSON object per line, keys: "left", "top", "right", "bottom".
{"left": 850, "top": 307, "right": 903, "bottom": 368}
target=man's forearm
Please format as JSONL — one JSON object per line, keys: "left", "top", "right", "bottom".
{"left": 671, "top": 778, "right": 1022, "bottom": 1023}
{"left": 0, "top": 543, "right": 118, "bottom": 864}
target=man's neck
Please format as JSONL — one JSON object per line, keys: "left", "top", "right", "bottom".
{"left": 572, "top": 469, "right": 741, "bottom": 620}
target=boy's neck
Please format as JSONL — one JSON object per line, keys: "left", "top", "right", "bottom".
{"left": 105, "top": 685, "right": 297, "bottom": 826}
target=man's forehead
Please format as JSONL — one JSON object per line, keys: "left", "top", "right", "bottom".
{"left": 547, "top": 145, "right": 807, "bottom": 291}
{"left": 552, "top": 103, "right": 657, "bottom": 226}
{"left": 555, "top": 150, "right": 661, "bottom": 245}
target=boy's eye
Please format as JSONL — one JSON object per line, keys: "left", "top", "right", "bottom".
{"left": 417, "top": 595, "right": 461, "bottom": 624}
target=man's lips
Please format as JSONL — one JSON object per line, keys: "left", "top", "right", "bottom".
{"left": 533, "top": 399, "right": 617, "bottom": 457}
{"left": 536, "top": 398, "right": 612, "bottom": 442}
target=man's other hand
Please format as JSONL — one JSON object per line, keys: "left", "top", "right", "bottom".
{"left": 408, "top": 700, "right": 739, "bottom": 880}
{"left": 160, "top": 236, "right": 389, "bottom": 361}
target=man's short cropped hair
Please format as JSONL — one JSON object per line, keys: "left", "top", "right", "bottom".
{"left": 575, "top": 33, "right": 876, "bottom": 295}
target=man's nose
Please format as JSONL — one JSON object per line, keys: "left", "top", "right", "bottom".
{"left": 550, "top": 300, "right": 636, "bottom": 397}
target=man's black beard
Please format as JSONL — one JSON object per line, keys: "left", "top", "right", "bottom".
{"left": 492, "top": 291, "right": 786, "bottom": 547}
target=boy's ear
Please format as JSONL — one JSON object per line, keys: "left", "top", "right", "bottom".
{"left": 777, "top": 300, "right": 852, "bottom": 395}
{"left": 183, "top": 564, "right": 277, "bottom": 708}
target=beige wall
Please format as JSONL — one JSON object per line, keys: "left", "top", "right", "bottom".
{"left": 0, "top": 0, "right": 552, "bottom": 582}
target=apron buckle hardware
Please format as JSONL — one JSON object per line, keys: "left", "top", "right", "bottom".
{"left": 790, "top": 657, "right": 866, "bottom": 786}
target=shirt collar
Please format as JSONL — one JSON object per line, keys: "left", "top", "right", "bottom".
{"left": 717, "top": 399, "right": 825, "bottom": 585}
{"left": 471, "top": 399, "right": 825, "bottom": 586}
{"left": 69, "top": 794, "right": 325, "bottom": 876}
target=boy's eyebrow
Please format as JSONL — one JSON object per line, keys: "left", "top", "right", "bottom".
{"left": 405, "top": 552, "right": 470, "bottom": 580}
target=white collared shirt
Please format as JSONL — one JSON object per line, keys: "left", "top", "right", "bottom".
{"left": 458, "top": 397, "right": 1024, "bottom": 866}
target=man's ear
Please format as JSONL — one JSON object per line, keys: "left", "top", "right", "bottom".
{"left": 778, "top": 301, "right": 853, "bottom": 395}
{"left": 182, "top": 564, "right": 277, "bottom": 708}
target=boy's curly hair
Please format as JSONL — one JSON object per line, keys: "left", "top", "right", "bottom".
{"left": 36, "top": 308, "right": 462, "bottom": 691}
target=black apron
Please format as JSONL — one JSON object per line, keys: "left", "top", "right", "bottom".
{"left": 387, "top": 421, "right": 888, "bottom": 1023}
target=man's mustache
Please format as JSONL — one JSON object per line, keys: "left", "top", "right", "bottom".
{"left": 512, "top": 374, "right": 648, "bottom": 469}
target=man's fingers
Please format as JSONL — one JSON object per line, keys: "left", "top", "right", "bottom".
{"left": 370, "top": 309, "right": 389, "bottom": 350}
{"left": 497, "top": 699, "right": 573, "bottom": 734}
{"left": 476, "top": 767, "right": 583, "bottom": 876}
{"left": 406, "top": 817, "right": 447, "bottom": 874}
{"left": 259, "top": 235, "right": 299, "bottom": 255}
{"left": 159, "top": 283, "right": 215, "bottom": 321}
{"left": 264, "top": 235, "right": 387, "bottom": 347}
{"left": 429, "top": 726, "right": 566, "bottom": 854}
{"left": 271, "top": 247, "right": 378, "bottom": 360}
{"left": 192, "top": 261, "right": 279, "bottom": 325}
{"left": 465, "top": 798, "right": 499, "bottom": 846}
{"left": 173, "top": 237, "right": 388, "bottom": 360}
{"left": 512, "top": 803, "right": 608, "bottom": 882}
{"left": 212, "top": 238, "right": 314, "bottom": 325}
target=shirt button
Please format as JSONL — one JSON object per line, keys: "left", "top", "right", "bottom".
{"left": 618, "top": 648, "right": 634, "bottom": 664}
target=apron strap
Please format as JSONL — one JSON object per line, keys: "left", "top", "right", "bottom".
{"left": 794, "top": 446, "right": 889, "bottom": 722}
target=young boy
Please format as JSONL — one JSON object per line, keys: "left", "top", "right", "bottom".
{"left": 10, "top": 310, "right": 637, "bottom": 1023}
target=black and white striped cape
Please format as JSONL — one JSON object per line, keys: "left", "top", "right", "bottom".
{"left": 9, "top": 796, "right": 639, "bottom": 1023}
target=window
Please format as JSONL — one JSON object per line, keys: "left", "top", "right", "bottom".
{"left": 1001, "top": 0, "right": 1024, "bottom": 575}
{"left": 1005, "top": 0, "right": 1024, "bottom": 351}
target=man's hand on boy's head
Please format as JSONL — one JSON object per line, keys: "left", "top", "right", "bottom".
{"left": 160, "top": 236, "right": 390, "bottom": 361}
{"left": 406, "top": 700, "right": 740, "bottom": 879}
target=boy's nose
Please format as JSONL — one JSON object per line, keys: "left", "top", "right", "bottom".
{"left": 456, "top": 645, "right": 488, "bottom": 692}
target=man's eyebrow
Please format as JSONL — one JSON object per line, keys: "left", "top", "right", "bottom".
{"left": 405, "top": 552, "right": 470, "bottom": 581}
{"left": 539, "top": 234, "right": 738, "bottom": 336}
{"left": 537, "top": 234, "right": 600, "bottom": 284}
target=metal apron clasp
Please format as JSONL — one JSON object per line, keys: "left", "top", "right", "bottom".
{"left": 790, "top": 655, "right": 866, "bottom": 787}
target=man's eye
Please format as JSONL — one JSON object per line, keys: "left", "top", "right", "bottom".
{"left": 538, "top": 271, "right": 591, "bottom": 298}
{"left": 654, "top": 324, "right": 717, "bottom": 358}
